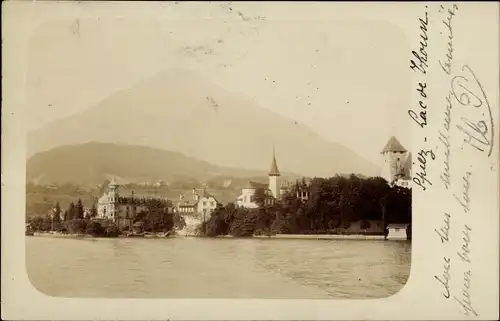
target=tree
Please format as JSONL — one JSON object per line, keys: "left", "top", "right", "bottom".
{"left": 173, "top": 213, "right": 186, "bottom": 230}
{"left": 49, "top": 203, "right": 63, "bottom": 231}
{"left": 90, "top": 204, "right": 98, "bottom": 219}
{"left": 253, "top": 188, "right": 267, "bottom": 207}
{"left": 75, "top": 199, "right": 84, "bottom": 219}
{"left": 254, "top": 206, "right": 275, "bottom": 236}
{"left": 27, "top": 215, "right": 52, "bottom": 232}
{"left": 64, "top": 219, "right": 87, "bottom": 234}
{"left": 191, "top": 174, "right": 411, "bottom": 237}
{"left": 229, "top": 208, "right": 257, "bottom": 237}
{"left": 105, "top": 224, "right": 120, "bottom": 237}
{"left": 85, "top": 221, "right": 105, "bottom": 237}
{"left": 67, "top": 202, "right": 76, "bottom": 220}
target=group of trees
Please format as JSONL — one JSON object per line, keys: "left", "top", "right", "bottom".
{"left": 26, "top": 206, "right": 119, "bottom": 237}
{"left": 26, "top": 196, "right": 186, "bottom": 237}
{"left": 198, "top": 175, "right": 411, "bottom": 237}
{"left": 117, "top": 196, "right": 172, "bottom": 207}
{"left": 62, "top": 199, "right": 98, "bottom": 221}
{"left": 132, "top": 198, "right": 185, "bottom": 233}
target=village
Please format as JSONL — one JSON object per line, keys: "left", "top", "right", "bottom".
{"left": 26, "top": 136, "right": 412, "bottom": 241}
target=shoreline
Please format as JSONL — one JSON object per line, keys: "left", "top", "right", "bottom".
{"left": 252, "top": 234, "right": 387, "bottom": 240}
{"left": 29, "top": 232, "right": 172, "bottom": 238}
{"left": 27, "top": 232, "right": 407, "bottom": 241}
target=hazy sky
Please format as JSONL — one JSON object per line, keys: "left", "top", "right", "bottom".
{"left": 26, "top": 2, "right": 412, "bottom": 161}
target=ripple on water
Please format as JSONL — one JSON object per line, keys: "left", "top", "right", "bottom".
{"left": 26, "top": 237, "right": 411, "bottom": 299}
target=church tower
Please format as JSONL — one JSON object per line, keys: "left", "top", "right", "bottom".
{"left": 268, "top": 145, "right": 281, "bottom": 199}
{"left": 107, "top": 177, "right": 120, "bottom": 220}
{"left": 381, "top": 136, "right": 407, "bottom": 183}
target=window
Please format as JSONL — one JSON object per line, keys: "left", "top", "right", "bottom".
{"left": 395, "top": 228, "right": 400, "bottom": 232}
{"left": 203, "top": 201, "right": 207, "bottom": 206}
{"left": 211, "top": 202, "right": 215, "bottom": 206}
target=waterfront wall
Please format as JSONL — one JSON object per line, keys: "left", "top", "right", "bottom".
{"left": 253, "top": 234, "right": 386, "bottom": 240}
{"left": 29, "top": 232, "right": 388, "bottom": 241}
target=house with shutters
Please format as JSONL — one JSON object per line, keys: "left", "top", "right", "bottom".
{"left": 176, "top": 188, "right": 219, "bottom": 218}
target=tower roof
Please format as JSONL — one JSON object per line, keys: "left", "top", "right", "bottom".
{"left": 269, "top": 146, "right": 280, "bottom": 176}
{"left": 381, "top": 136, "right": 407, "bottom": 153}
{"left": 109, "top": 176, "right": 119, "bottom": 187}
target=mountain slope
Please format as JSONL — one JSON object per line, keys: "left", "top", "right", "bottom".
{"left": 26, "top": 142, "right": 293, "bottom": 186}
{"left": 27, "top": 68, "right": 380, "bottom": 177}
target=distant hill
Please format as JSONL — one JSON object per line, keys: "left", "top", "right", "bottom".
{"left": 27, "top": 68, "right": 380, "bottom": 178}
{"left": 26, "top": 142, "right": 301, "bottom": 186}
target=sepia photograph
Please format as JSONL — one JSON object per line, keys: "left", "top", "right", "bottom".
{"left": 4, "top": 1, "right": 500, "bottom": 320}
{"left": 22, "top": 3, "right": 415, "bottom": 300}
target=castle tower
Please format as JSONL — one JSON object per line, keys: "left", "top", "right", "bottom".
{"left": 268, "top": 145, "right": 281, "bottom": 199}
{"left": 108, "top": 176, "right": 120, "bottom": 220}
{"left": 380, "top": 136, "right": 407, "bottom": 183}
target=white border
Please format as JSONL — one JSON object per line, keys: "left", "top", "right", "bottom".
{"left": 2, "top": 2, "right": 499, "bottom": 320}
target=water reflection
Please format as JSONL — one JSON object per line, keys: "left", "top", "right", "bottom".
{"left": 26, "top": 237, "right": 411, "bottom": 299}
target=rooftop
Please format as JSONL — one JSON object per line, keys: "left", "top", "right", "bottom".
{"left": 244, "top": 181, "right": 269, "bottom": 190}
{"left": 381, "top": 136, "right": 407, "bottom": 154}
{"left": 387, "top": 223, "right": 410, "bottom": 228}
{"left": 177, "top": 188, "right": 219, "bottom": 206}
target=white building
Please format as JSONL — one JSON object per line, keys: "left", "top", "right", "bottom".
{"left": 96, "top": 177, "right": 173, "bottom": 230}
{"left": 381, "top": 136, "right": 412, "bottom": 188}
{"left": 237, "top": 148, "right": 287, "bottom": 208}
{"left": 386, "top": 223, "right": 410, "bottom": 240}
{"left": 176, "top": 188, "right": 219, "bottom": 218}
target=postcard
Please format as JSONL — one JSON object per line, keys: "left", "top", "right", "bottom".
{"left": 1, "top": 1, "right": 498, "bottom": 320}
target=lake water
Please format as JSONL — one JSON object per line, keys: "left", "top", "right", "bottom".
{"left": 26, "top": 236, "right": 411, "bottom": 299}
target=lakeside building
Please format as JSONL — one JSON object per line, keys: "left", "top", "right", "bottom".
{"left": 176, "top": 188, "right": 219, "bottom": 218}
{"left": 386, "top": 223, "right": 410, "bottom": 240}
{"left": 380, "top": 136, "right": 412, "bottom": 188}
{"left": 96, "top": 177, "right": 173, "bottom": 230}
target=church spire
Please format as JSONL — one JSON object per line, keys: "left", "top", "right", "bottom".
{"left": 109, "top": 176, "right": 118, "bottom": 187}
{"left": 269, "top": 144, "right": 280, "bottom": 176}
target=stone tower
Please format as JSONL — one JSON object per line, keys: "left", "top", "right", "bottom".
{"left": 381, "top": 136, "right": 407, "bottom": 183}
{"left": 268, "top": 145, "right": 281, "bottom": 199}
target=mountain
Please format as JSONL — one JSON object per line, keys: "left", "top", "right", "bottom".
{"left": 26, "top": 142, "right": 298, "bottom": 186}
{"left": 27, "top": 68, "right": 380, "bottom": 178}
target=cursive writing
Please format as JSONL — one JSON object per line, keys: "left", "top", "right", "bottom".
{"left": 438, "top": 131, "right": 452, "bottom": 189}
{"left": 457, "top": 118, "right": 490, "bottom": 153}
{"left": 453, "top": 225, "right": 477, "bottom": 316}
{"left": 435, "top": 212, "right": 451, "bottom": 243}
{"left": 451, "top": 75, "right": 483, "bottom": 108}
{"left": 457, "top": 224, "right": 471, "bottom": 263}
{"left": 438, "top": 4, "right": 459, "bottom": 75}
{"left": 434, "top": 256, "right": 452, "bottom": 299}
{"left": 443, "top": 90, "right": 453, "bottom": 131}
{"left": 409, "top": 82, "right": 428, "bottom": 128}
{"left": 453, "top": 269, "right": 478, "bottom": 316}
{"left": 453, "top": 172, "right": 471, "bottom": 213}
{"left": 410, "top": 11, "right": 429, "bottom": 74}
{"left": 408, "top": 10, "right": 430, "bottom": 128}
{"left": 413, "top": 149, "right": 435, "bottom": 191}
{"left": 451, "top": 65, "right": 495, "bottom": 157}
